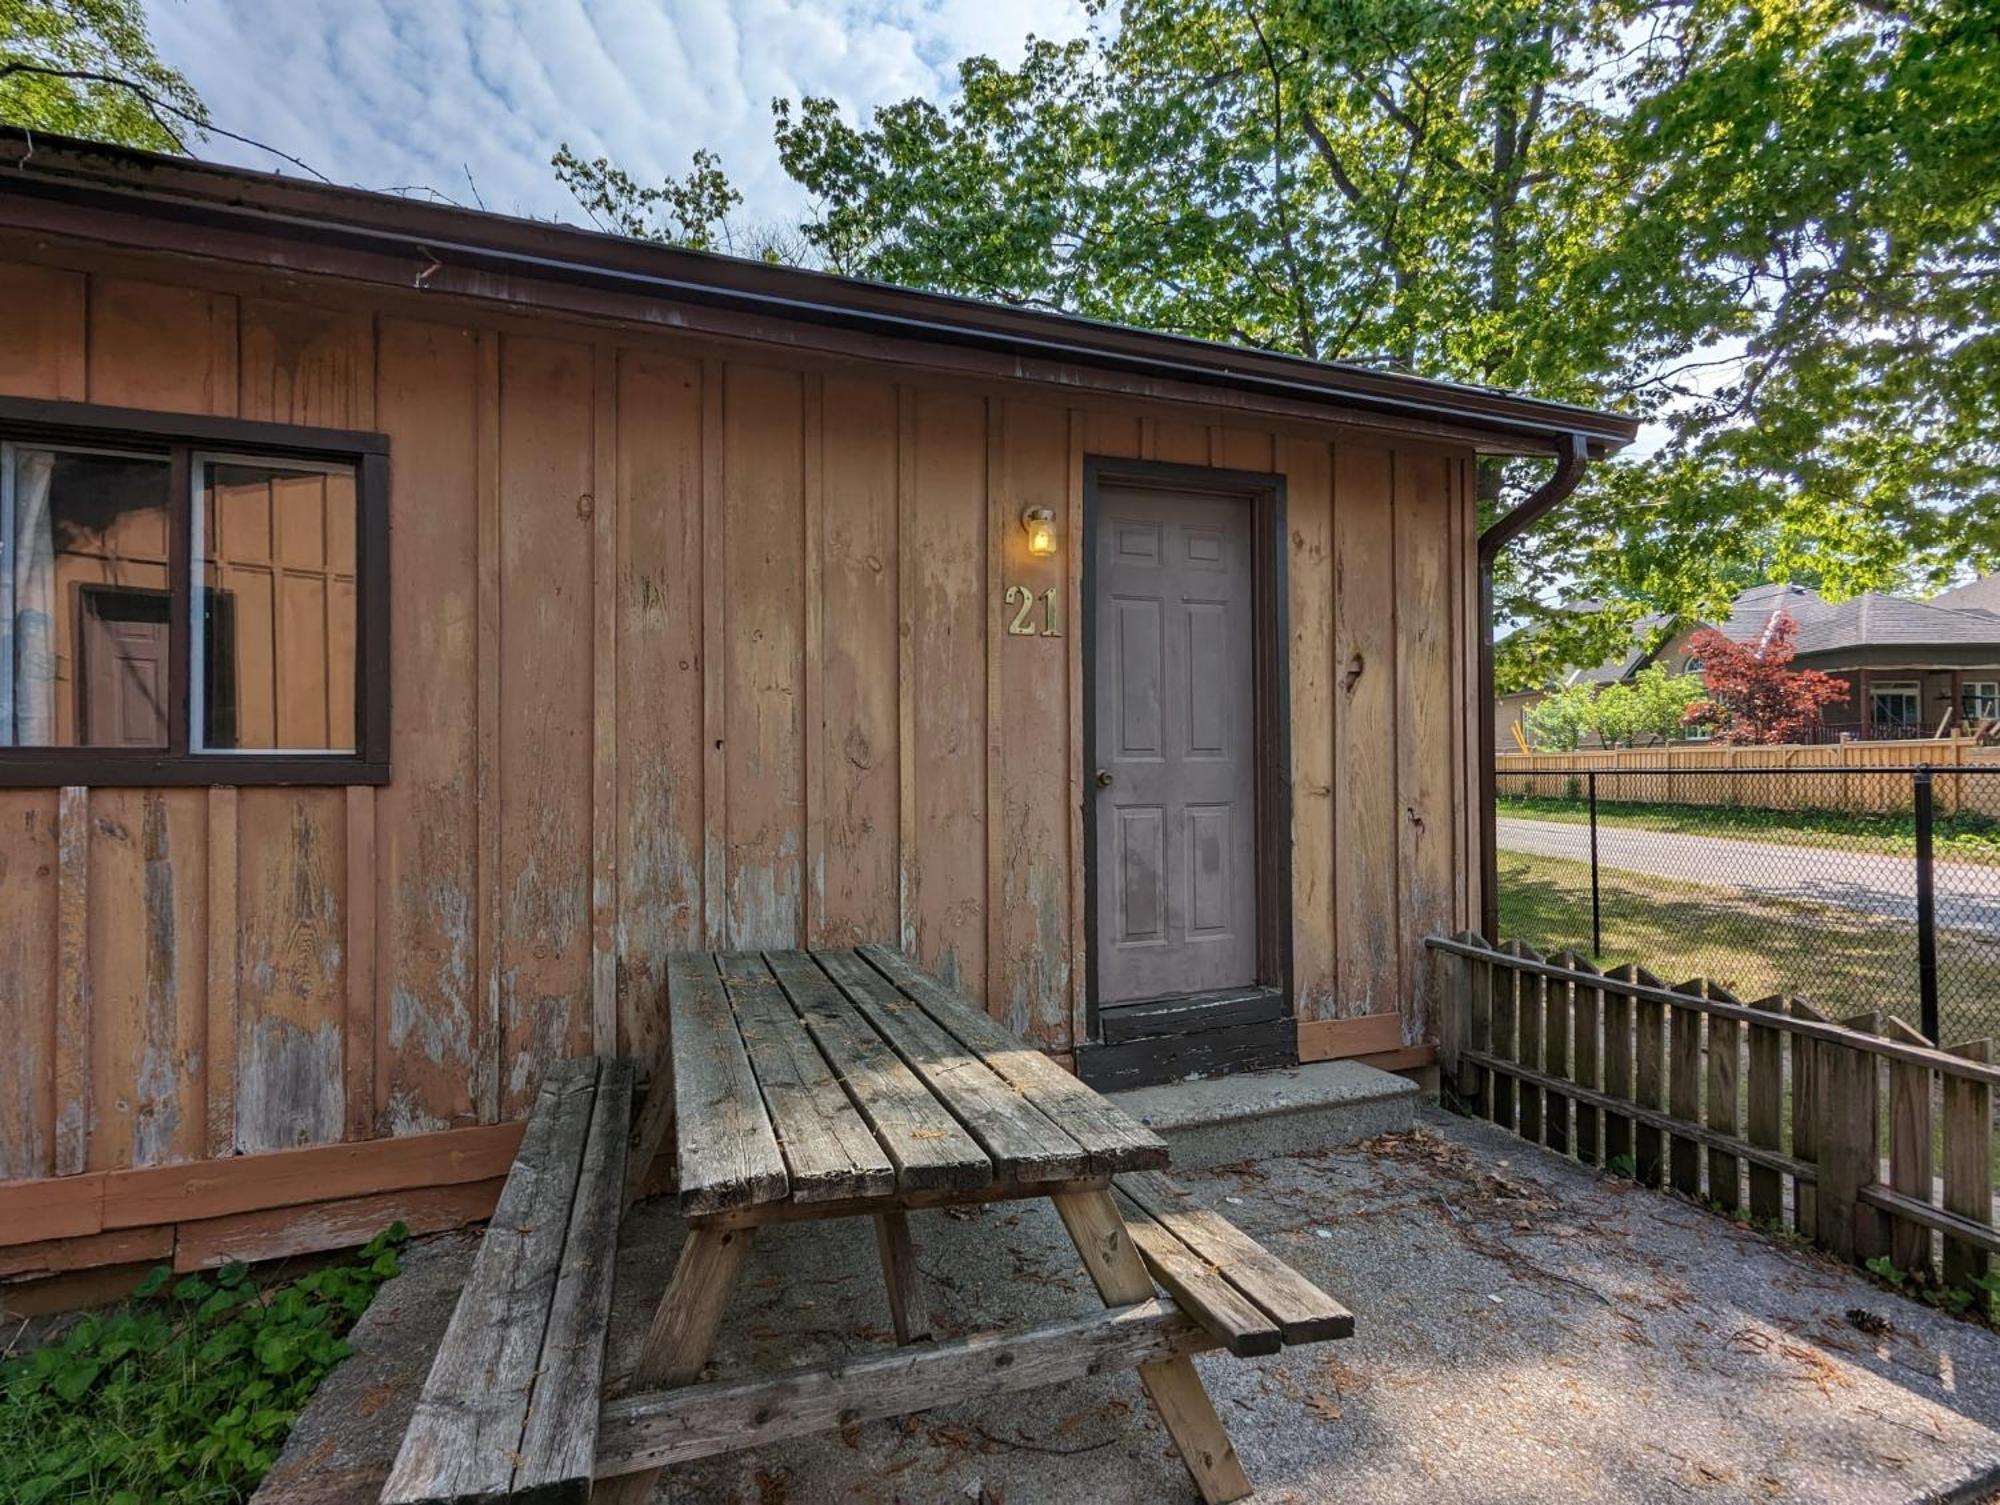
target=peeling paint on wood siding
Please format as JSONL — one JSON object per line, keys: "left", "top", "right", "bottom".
{"left": 1333, "top": 444, "right": 1401, "bottom": 1016}
{"left": 375, "top": 318, "right": 481, "bottom": 1134}
{"left": 993, "top": 400, "right": 1071, "bottom": 1047}
{"left": 0, "top": 248, "right": 1492, "bottom": 1234}
{"left": 817, "top": 376, "right": 900, "bottom": 947}
{"left": 907, "top": 389, "right": 989, "bottom": 994}
{"left": 0, "top": 792, "right": 59, "bottom": 1179}
{"left": 722, "top": 363, "right": 806, "bottom": 949}
{"left": 1395, "top": 449, "right": 1457, "bottom": 1046}
{"left": 234, "top": 793, "right": 345, "bottom": 1152}
{"left": 497, "top": 335, "right": 595, "bottom": 1113}
{"left": 1285, "top": 437, "right": 1338, "bottom": 1022}
{"left": 614, "top": 350, "right": 705, "bottom": 1076}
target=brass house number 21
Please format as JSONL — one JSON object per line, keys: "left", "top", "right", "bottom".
{"left": 1003, "top": 584, "right": 1062, "bottom": 637}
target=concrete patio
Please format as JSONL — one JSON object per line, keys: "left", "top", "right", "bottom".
{"left": 258, "top": 1107, "right": 2000, "bottom": 1504}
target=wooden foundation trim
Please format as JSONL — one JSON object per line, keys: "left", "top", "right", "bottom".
{"left": 1, "top": 1120, "right": 525, "bottom": 1248}
{"left": 1295, "top": 1012, "right": 1403, "bottom": 1063}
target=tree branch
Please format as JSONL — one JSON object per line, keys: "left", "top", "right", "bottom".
{"left": 1298, "top": 103, "right": 1365, "bottom": 207}
{"left": 0, "top": 62, "right": 332, "bottom": 184}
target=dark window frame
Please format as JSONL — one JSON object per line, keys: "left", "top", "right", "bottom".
{"left": 0, "top": 396, "right": 389, "bottom": 787}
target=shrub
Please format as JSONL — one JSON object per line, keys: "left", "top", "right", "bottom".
{"left": 0, "top": 1224, "right": 406, "bottom": 1504}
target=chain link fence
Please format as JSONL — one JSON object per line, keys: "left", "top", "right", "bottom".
{"left": 1494, "top": 764, "right": 2000, "bottom": 1045}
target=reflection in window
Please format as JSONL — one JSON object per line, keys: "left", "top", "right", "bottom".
{"left": 194, "top": 458, "right": 358, "bottom": 753}
{"left": 1963, "top": 681, "right": 2000, "bottom": 721}
{"left": 1, "top": 444, "right": 173, "bottom": 747}
{"left": 1870, "top": 680, "right": 1921, "bottom": 728}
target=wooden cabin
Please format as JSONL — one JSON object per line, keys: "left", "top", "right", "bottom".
{"left": 0, "top": 131, "right": 1636, "bottom": 1286}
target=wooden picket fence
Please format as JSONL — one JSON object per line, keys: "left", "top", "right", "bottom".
{"left": 1428, "top": 933, "right": 1998, "bottom": 1297}
{"left": 1495, "top": 741, "right": 1991, "bottom": 816}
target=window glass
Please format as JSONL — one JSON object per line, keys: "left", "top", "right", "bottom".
{"left": 1962, "top": 681, "right": 1999, "bottom": 720}
{"left": 1, "top": 443, "right": 173, "bottom": 747}
{"left": 1870, "top": 681, "right": 1921, "bottom": 727}
{"left": 194, "top": 458, "right": 358, "bottom": 753}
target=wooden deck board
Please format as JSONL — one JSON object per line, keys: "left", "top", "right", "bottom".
{"left": 762, "top": 950, "right": 991, "bottom": 1193}
{"left": 857, "top": 943, "right": 1168, "bottom": 1174}
{"left": 1115, "top": 1171, "right": 1354, "bottom": 1344}
{"left": 381, "top": 1060, "right": 600, "bottom": 1504}
{"left": 670, "top": 953, "right": 789, "bottom": 1216}
{"left": 813, "top": 948, "right": 1089, "bottom": 1184}
{"left": 514, "top": 1058, "right": 632, "bottom": 1498}
{"left": 719, "top": 955, "right": 897, "bottom": 1203}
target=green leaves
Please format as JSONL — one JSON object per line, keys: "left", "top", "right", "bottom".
{"left": 556, "top": 0, "right": 1998, "bottom": 681}
{"left": 0, "top": 0, "right": 207, "bottom": 151}
{"left": 0, "top": 1223, "right": 407, "bottom": 1504}
{"left": 1522, "top": 665, "right": 1705, "bottom": 749}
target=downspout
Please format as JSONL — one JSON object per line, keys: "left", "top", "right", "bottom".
{"left": 1477, "top": 431, "right": 1591, "bottom": 939}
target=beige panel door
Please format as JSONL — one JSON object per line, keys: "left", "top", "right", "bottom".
{"left": 78, "top": 586, "right": 170, "bottom": 747}
{"left": 1092, "top": 485, "right": 1258, "bottom": 1005}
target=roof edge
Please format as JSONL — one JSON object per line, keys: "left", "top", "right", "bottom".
{"left": 0, "top": 129, "right": 1638, "bottom": 456}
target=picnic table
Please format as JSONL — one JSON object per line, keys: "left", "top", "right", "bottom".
{"left": 382, "top": 944, "right": 1352, "bottom": 1505}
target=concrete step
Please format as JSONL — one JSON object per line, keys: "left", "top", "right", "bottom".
{"left": 1107, "top": 1059, "right": 1420, "bottom": 1170}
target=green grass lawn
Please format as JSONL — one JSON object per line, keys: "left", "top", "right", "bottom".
{"left": 1495, "top": 847, "right": 2000, "bottom": 1046}
{"left": 1496, "top": 792, "right": 2000, "bottom": 866}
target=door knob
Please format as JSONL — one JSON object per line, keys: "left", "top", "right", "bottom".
{"left": 1095, "top": 769, "right": 1114, "bottom": 788}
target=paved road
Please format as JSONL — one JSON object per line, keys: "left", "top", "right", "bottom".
{"left": 1498, "top": 815, "right": 2000, "bottom": 935}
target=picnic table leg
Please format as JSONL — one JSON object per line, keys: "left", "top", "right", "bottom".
{"left": 1052, "top": 1188, "right": 1252, "bottom": 1505}
{"left": 873, "top": 1210, "right": 932, "bottom": 1344}
{"left": 592, "top": 1225, "right": 758, "bottom": 1504}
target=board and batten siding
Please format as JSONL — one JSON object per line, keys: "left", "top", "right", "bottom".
{"left": 0, "top": 252, "right": 1478, "bottom": 1210}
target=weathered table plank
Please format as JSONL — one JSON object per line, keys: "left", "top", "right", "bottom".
{"left": 595, "top": 1298, "right": 1216, "bottom": 1478}
{"left": 514, "top": 1058, "right": 633, "bottom": 1497}
{"left": 857, "top": 943, "right": 1168, "bottom": 1174}
{"left": 671, "top": 952, "right": 789, "bottom": 1215}
{"left": 382, "top": 1059, "right": 600, "bottom": 1504}
{"left": 1123, "top": 1215, "right": 1282, "bottom": 1357}
{"left": 1115, "top": 1171, "right": 1354, "bottom": 1344}
{"left": 814, "top": 949, "right": 1089, "bottom": 1184}
{"left": 719, "top": 955, "right": 897, "bottom": 1203}
{"left": 763, "top": 950, "right": 991, "bottom": 1194}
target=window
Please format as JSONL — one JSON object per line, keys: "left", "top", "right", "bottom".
{"left": 0, "top": 400, "right": 386, "bottom": 785}
{"left": 1870, "top": 680, "right": 1921, "bottom": 729}
{"left": 1963, "top": 681, "right": 2000, "bottom": 721}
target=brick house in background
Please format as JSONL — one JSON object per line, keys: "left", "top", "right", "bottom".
{"left": 1497, "top": 580, "right": 2000, "bottom": 751}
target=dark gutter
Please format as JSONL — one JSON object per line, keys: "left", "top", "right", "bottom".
{"left": 0, "top": 128, "right": 1639, "bottom": 457}
{"left": 1477, "top": 432, "right": 1592, "bottom": 939}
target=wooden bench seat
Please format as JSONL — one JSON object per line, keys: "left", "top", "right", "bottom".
{"left": 1114, "top": 1170, "right": 1354, "bottom": 1358}
{"left": 381, "top": 1057, "right": 635, "bottom": 1505}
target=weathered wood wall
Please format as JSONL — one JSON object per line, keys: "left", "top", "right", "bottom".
{"left": 0, "top": 245, "right": 1478, "bottom": 1223}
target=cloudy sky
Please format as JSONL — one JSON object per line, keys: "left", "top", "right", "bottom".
{"left": 142, "top": 0, "right": 1092, "bottom": 228}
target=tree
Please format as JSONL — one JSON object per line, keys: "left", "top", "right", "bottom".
{"left": 0, "top": 0, "right": 205, "bottom": 151}
{"left": 1523, "top": 664, "right": 1704, "bottom": 750}
{"left": 552, "top": 145, "right": 811, "bottom": 262}
{"left": 1523, "top": 680, "right": 1597, "bottom": 753}
{"left": 570, "top": 0, "right": 2000, "bottom": 688}
{"left": 1682, "top": 612, "right": 1850, "bottom": 744}
{"left": 1597, "top": 667, "right": 1708, "bottom": 749}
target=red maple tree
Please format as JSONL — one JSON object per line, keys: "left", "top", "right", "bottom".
{"left": 1681, "top": 611, "right": 1850, "bottom": 744}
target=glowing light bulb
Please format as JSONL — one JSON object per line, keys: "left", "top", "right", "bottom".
{"left": 1021, "top": 506, "right": 1057, "bottom": 557}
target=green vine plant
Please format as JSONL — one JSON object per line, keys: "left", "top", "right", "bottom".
{"left": 1862, "top": 1255, "right": 2000, "bottom": 1325}
{"left": 1, "top": 1224, "right": 408, "bottom": 1504}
